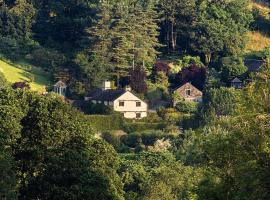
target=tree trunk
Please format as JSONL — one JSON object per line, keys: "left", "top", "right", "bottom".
{"left": 165, "top": 20, "right": 170, "bottom": 54}
{"left": 171, "top": 21, "right": 176, "bottom": 51}
{"left": 205, "top": 53, "right": 212, "bottom": 65}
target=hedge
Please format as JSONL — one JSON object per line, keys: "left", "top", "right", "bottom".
{"left": 86, "top": 114, "right": 167, "bottom": 133}
{"left": 86, "top": 114, "right": 124, "bottom": 132}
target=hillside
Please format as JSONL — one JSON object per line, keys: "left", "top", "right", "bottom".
{"left": 0, "top": 59, "right": 51, "bottom": 93}
{"left": 246, "top": 2, "right": 270, "bottom": 53}
{"left": 245, "top": 31, "right": 270, "bottom": 52}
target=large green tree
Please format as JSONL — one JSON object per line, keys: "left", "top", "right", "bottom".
{"left": 190, "top": 0, "right": 253, "bottom": 64}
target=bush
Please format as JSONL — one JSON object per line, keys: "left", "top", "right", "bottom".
{"left": 123, "top": 122, "right": 166, "bottom": 134}
{"left": 175, "top": 101, "right": 198, "bottom": 114}
{"left": 125, "top": 113, "right": 162, "bottom": 123}
{"left": 102, "top": 132, "right": 122, "bottom": 149}
{"left": 121, "top": 132, "right": 142, "bottom": 148}
{"left": 157, "top": 108, "right": 182, "bottom": 123}
{"left": 181, "top": 114, "right": 201, "bottom": 130}
{"left": 122, "top": 130, "right": 176, "bottom": 148}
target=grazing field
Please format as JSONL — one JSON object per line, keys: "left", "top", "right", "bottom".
{"left": 0, "top": 59, "right": 51, "bottom": 93}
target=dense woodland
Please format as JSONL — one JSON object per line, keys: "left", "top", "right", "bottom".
{"left": 0, "top": 0, "right": 270, "bottom": 199}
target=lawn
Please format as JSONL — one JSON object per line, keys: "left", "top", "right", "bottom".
{"left": 0, "top": 59, "right": 52, "bottom": 93}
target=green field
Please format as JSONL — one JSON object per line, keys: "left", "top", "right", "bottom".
{"left": 0, "top": 59, "right": 52, "bottom": 93}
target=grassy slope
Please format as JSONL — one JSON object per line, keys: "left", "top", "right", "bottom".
{"left": 246, "top": 2, "right": 270, "bottom": 53}
{"left": 245, "top": 31, "right": 270, "bottom": 52}
{"left": 0, "top": 59, "right": 51, "bottom": 93}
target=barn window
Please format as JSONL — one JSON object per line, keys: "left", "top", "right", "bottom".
{"left": 186, "top": 89, "right": 191, "bottom": 96}
{"left": 119, "top": 101, "right": 125, "bottom": 107}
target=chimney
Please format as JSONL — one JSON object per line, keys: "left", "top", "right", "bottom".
{"left": 102, "top": 81, "right": 111, "bottom": 90}
{"left": 125, "top": 86, "right": 131, "bottom": 92}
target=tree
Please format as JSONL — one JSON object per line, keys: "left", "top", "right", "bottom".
{"left": 158, "top": 0, "right": 196, "bottom": 53}
{"left": 201, "top": 87, "right": 241, "bottom": 122}
{"left": 33, "top": 0, "right": 97, "bottom": 52}
{"left": 220, "top": 56, "right": 248, "bottom": 83}
{"left": 155, "top": 71, "right": 169, "bottom": 93}
{"left": 153, "top": 61, "right": 170, "bottom": 75}
{"left": 120, "top": 152, "right": 202, "bottom": 200}
{"left": 0, "top": 0, "right": 35, "bottom": 40}
{"left": 0, "top": 150, "right": 17, "bottom": 200}
{"left": 26, "top": 140, "right": 124, "bottom": 200}
{"left": 177, "top": 64, "right": 206, "bottom": 90}
{"left": 129, "top": 66, "right": 147, "bottom": 94}
{"left": 10, "top": 93, "right": 124, "bottom": 199}
{"left": 88, "top": 0, "right": 160, "bottom": 84}
{"left": 189, "top": 0, "right": 253, "bottom": 64}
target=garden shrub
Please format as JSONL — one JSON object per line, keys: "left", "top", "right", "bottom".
{"left": 121, "top": 132, "right": 142, "bottom": 148}
{"left": 122, "top": 130, "right": 176, "bottom": 148}
{"left": 102, "top": 131, "right": 122, "bottom": 149}
{"left": 175, "top": 100, "right": 198, "bottom": 114}
{"left": 181, "top": 114, "right": 201, "bottom": 130}
{"left": 123, "top": 122, "right": 166, "bottom": 133}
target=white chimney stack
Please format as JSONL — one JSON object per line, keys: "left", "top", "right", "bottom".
{"left": 125, "top": 86, "right": 131, "bottom": 92}
{"left": 102, "top": 81, "right": 111, "bottom": 90}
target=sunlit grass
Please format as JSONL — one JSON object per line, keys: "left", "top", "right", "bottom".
{"left": 245, "top": 31, "right": 270, "bottom": 52}
{"left": 0, "top": 59, "right": 51, "bottom": 93}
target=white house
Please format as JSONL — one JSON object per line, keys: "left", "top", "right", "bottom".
{"left": 85, "top": 81, "right": 147, "bottom": 119}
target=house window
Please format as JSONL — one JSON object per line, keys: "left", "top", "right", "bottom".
{"left": 136, "top": 102, "right": 141, "bottom": 107}
{"left": 136, "top": 113, "right": 141, "bottom": 119}
{"left": 119, "top": 101, "right": 125, "bottom": 107}
{"left": 186, "top": 89, "right": 191, "bottom": 96}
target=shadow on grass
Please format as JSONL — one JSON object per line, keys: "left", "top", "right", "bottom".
{"left": 252, "top": 8, "right": 270, "bottom": 36}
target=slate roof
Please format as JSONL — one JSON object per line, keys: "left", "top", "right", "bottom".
{"left": 231, "top": 77, "right": 242, "bottom": 83}
{"left": 69, "top": 100, "right": 86, "bottom": 107}
{"left": 86, "top": 89, "right": 102, "bottom": 98}
{"left": 54, "top": 80, "right": 67, "bottom": 88}
{"left": 87, "top": 89, "right": 126, "bottom": 101}
{"left": 244, "top": 59, "right": 264, "bottom": 72}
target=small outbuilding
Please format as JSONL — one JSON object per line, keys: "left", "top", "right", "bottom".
{"left": 173, "top": 82, "right": 203, "bottom": 105}
{"left": 230, "top": 77, "right": 243, "bottom": 89}
{"left": 53, "top": 80, "right": 67, "bottom": 96}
